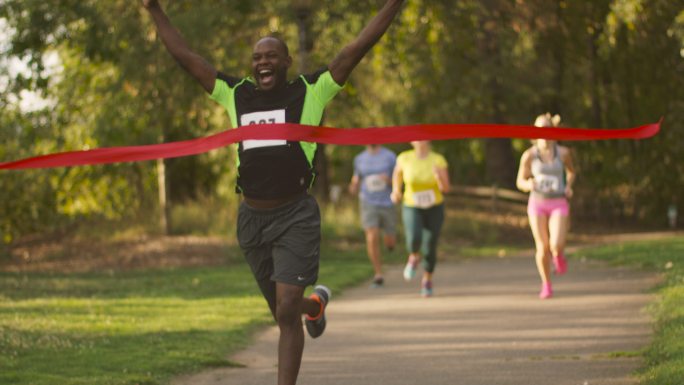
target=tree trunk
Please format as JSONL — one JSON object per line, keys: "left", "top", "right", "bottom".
{"left": 294, "top": 3, "right": 330, "bottom": 201}
{"left": 480, "top": 2, "right": 517, "bottom": 189}
{"left": 551, "top": 1, "right": 566, "bottom": 115}
{"left": 156, "top": 158, "right": 171, "bottom": 235}
{"left": 588, "top": 27, "right": 603, "bottom": 128}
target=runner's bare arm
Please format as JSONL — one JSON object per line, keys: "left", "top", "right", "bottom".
{"left": 328, "top": 0, "right": 405, "bottom": 85}
{"left": 349, "top": 174, "right": 360, "bottom": 195}
{"left": 142, "top": 0, "right": 217, "bottom": 93}
{"left": 434, "top": 166, "right": 451, "bottom": 194}
{"left": 516, "top": 150, "right": 534, "bottom": 192}
{"left": 561, "top": 146, "right": 576, "bottom": 198}
{"left": 391, "top": 163, "right": 404, "bottom": 204}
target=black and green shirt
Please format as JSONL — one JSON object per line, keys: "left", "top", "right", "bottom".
{"left": 210, "top": 67, "right": 343, "bottom": 199}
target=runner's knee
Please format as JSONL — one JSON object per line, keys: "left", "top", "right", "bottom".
{"left": 535, "top": 245, "right": 550, "bottom": 259}
{"left": 276, "top": 295, "right": 303, "bottom": 327}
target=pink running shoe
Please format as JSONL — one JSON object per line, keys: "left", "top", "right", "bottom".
{"left": 553, "top": 254, "right": 568, "bottom": 275}
{"left": 539, "top": 282, "right": 553, "bottom": 299}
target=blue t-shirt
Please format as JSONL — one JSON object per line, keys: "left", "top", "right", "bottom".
{"left": 353, "top": 147, "right": 396, "bottom": 207}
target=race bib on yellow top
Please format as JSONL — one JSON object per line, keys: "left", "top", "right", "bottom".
{"left": 365, "top": 174, "right": 387, "bottom": 192}
{"left": 535, "top": 175, "right": 561, "bottom": 194}
{"left": 240, "top": 110, "right": 287, "bottom": 150}
{"left": 412, "top": 189, "right": 437, "bottom": 208}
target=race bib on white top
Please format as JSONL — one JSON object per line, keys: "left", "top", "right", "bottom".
{"left": 365, "top": 174, "right": 387, "bottom": 192}
{"left": 240, "top": 110, "right": 287, "bottom": 150}
{"left": 413, "top": 189, "right": 436, "bottom": 208}
{"left": 535, "top": 175, "right": 561, "bottom": 193}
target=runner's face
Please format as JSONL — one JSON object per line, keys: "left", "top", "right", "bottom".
{"left": 411, "top": 141, "right": 430, "bottom": 151}
{"left": 252, "top": 38, "right": 291, "bottom": 91}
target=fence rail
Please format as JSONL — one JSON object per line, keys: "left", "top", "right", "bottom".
{"left": 447, "top": 185, "right": 528, "bottom": 203}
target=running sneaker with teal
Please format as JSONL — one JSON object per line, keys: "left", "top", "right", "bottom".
{"left": 403, "top": 255, "right": 418, "bottom": 281}
{"left": 421, "top": 280, "right": 433, "bottom": 297}
{"left": 370, "top": 276, "right": 384, "bottom": 289}
{"left": 305, "top": 285, "right": 331, "bottom": 338}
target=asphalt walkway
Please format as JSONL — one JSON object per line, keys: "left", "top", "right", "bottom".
{"left": 172, "top": 254, "right": 658, "bottom": 385}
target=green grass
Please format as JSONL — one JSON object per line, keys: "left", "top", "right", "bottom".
{"left": 13, "top": 196, "right": 679, "bottom": 385}
{"left": 0, "top": 247, "right": 374, "bottom": 385}
{"left": 578, "top": 236, "right": 684, "bottom": 385}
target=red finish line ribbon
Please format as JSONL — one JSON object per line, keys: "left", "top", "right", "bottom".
{"left": 0, "top": 121, "right": 661, "bottom": 170}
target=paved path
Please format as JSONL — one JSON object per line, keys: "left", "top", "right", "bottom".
{"left": 172, "top": 255, "right": 658, "bottom": 385}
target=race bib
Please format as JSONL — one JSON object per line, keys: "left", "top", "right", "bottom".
{"left": 535, "top": 175, "right": 561, "bottom": 193}
{"left": 365, "top": 174, "right": 387, "bottom": 192}
{"left": 413, "top": 189, "right": 436, "bottom": 208}
{"left": 240, "top": 110, "right": 287, "bottom": 150}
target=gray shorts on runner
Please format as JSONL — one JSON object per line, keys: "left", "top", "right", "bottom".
{"left": 237, "top": 194, "right": 320, "bottom": 287}
{"left": 360, "top": 201, "right": 397, "bottom": 235}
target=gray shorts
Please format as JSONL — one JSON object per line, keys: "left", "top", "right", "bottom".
{"left": 237, "top": 194, "right": 320, "bottom": 287}
{"left": 360, "top": 201, "right": 397, "bottom": 235}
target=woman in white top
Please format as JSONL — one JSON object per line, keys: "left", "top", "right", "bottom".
{"left": 516, "top": 114, "right": 576, "bottom": 299}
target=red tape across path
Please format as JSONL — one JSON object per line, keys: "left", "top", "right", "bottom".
{"left": 0, "top": 121, "right": 661, "bottom": 170}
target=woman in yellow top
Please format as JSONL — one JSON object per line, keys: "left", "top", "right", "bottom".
{"left": 391, "top": 141, "right": 450, "bottom": 297}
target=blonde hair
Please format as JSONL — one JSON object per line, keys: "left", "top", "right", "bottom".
{"left": 534, "top": 113, "right": 562, "bottom": 128}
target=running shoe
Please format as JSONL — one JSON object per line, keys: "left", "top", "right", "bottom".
{"left": 305, "top": 285, "right": 331, "bottom": 339}
{"left": 421, "top": 280, "right": 433, "bottom": 297}
{"left": 370, "top": 276, "right": 384, "bottom": 288}
{"left": 553, "top": 254, "right": 568, "bottom": 275}
{"left": 403, "top": 255, "right": 418, "bottom": 281}
{"left": 539, "top": 282, "right": 553, "bottom": 299}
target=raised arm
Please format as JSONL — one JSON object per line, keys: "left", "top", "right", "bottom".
{"left": 328, "top": 0, "right": 405, "bottom": 85}
{"left": 142, "top": 0, "right": 217, "bottom": 93}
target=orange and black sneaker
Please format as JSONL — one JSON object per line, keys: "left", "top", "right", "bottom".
{"left": 305, "top": 285, "right": 331, "bottom": 339}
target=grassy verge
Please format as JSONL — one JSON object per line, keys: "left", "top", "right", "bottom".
{"left": 0, "top": 245, "right": 373, "bottom": 385}
{"left": 577, "top": 236, "right": 684, "bottom": 385}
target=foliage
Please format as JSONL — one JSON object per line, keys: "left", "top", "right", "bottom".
{"left": 1, "top": 0, "right": 682, "bottom": 242}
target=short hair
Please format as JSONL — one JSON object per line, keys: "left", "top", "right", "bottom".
{"left": 258, "top": 34, "right": 290, "bottom": 57}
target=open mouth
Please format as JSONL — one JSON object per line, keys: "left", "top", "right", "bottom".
{"left": 258, "top": 68, "right": 275, "bottom": 88}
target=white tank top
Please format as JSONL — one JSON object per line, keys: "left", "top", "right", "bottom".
{"left": 530, "top": 145, "right": 566, "bottom": 199}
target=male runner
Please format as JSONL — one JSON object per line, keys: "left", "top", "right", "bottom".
{"left": 142, "top": 1, "right": 405, "bottom": 384}
{"left": 349, "top": 145, "right": 398, "bottom": 287}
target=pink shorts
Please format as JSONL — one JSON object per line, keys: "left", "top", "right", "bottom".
{"left": 527, "top": 197, "right": 569, "bottom": 217}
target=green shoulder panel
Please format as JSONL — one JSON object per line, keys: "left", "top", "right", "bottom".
{"left": 209, "top": 77, "right": 253, "bottom": 172}
{"left": 299, "top": 71, "right": 344, "bottom": 166}
{"left": 209, "top": 77, "right": 253, "bottom": 129}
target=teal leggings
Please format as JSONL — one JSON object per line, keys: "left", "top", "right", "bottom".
{"left": 402, "top": 204, "right": 445, "bottom": 273}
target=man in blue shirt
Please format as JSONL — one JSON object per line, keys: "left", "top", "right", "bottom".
{"left": 349, "top": 145, "right": 397, "bottom": 287}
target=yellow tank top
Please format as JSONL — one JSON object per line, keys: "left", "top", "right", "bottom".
{"left": 397, "top": 150, "right": 448, "bottom": 208}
